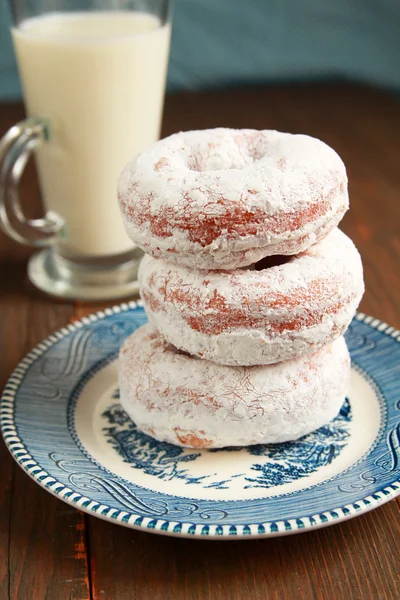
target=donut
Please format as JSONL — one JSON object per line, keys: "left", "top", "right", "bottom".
{"left": 119, "top": 325, "right": 350, "bottom": 448}
{"left": 139, "top": 228, "right": 364, "bottom": 366}
{"left": 118, "top": 128, "right": 349, "bottom": 270}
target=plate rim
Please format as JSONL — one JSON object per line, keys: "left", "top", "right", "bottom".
{"left": 1, "top": 302, "right": 400, "bottom": 539}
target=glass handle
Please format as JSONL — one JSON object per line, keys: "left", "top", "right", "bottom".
{"left": 0, "top": 118, "right": 64, "bottom": 247}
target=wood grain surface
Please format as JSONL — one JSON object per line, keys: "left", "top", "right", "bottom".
{"left": 1, "top": 84, "right": 399, "bottom": 600}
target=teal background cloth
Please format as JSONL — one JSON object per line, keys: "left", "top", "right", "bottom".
{"left": 1, "top": 0, "right": 400, "bottom": 100}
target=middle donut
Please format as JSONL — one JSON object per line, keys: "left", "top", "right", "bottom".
{"left": 139, "top": 228, "right": 364, "bottom": 366}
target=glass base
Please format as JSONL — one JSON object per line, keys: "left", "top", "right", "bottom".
{"left": 27, "top": 248, "right": 142, "bottom": 301}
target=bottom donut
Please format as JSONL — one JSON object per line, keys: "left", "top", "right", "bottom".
{"left": 119, "top": 324, "right": 350, "bottom": 449}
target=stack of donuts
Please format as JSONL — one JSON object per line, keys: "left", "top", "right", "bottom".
{"left": 118, "top": 129, "right": 364, "bottom": 449}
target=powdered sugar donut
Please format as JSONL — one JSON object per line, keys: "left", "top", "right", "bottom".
{"left": 139, "top": 228, "right": 364, "bottom": 366}
{"left": 119, "top": 325, "right": 350, "bottom": 448}
{"left": 118, "top": 128, "right": 349, "bottom": 270}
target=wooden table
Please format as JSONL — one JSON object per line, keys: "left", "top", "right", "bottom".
{"left": 1, "top": 84, "right": 399, "bottom": 600}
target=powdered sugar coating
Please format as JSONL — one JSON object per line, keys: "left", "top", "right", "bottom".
{"left": 139, "top": 228, "right": 364, "bottom": 366}
{"left": 119, "top": 325, "right": 350, "bottom": 448}
{"left": 118, "top": 128, "right": 349, "bottom": 269}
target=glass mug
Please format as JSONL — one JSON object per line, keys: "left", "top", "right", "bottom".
{"left": 0, "top": 0, "right": 171, "bottom": 300}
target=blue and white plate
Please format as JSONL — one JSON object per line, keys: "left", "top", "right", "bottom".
{"left": 1, "top": 303, "right": 400, "bottom": 539}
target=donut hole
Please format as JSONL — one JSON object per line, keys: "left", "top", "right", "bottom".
{"left": 240, "top": 133, "right": 269, "bottom": 162}
{"left": 254, "top": 255, "right": 293, "bottom": 271}
{"left": 186, "top": 132, "right": 269, "bottom": 172}
{"left": 164, "top": 341, "right": 199, "bottom": 359}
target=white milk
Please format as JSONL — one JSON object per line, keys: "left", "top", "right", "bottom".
{"left": 13, "top": 12, "right": 171, "bottom": 257}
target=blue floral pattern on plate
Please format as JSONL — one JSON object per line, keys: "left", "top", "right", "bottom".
{"left": 1, "top": 302, "right": 399, "bottom": 538}
{"left": 101, "top": 392, "right": 352, "bottom": 489}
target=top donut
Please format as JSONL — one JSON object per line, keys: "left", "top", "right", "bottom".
{"left": 118, "top": 128, "right": 348, "bottom": 270}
